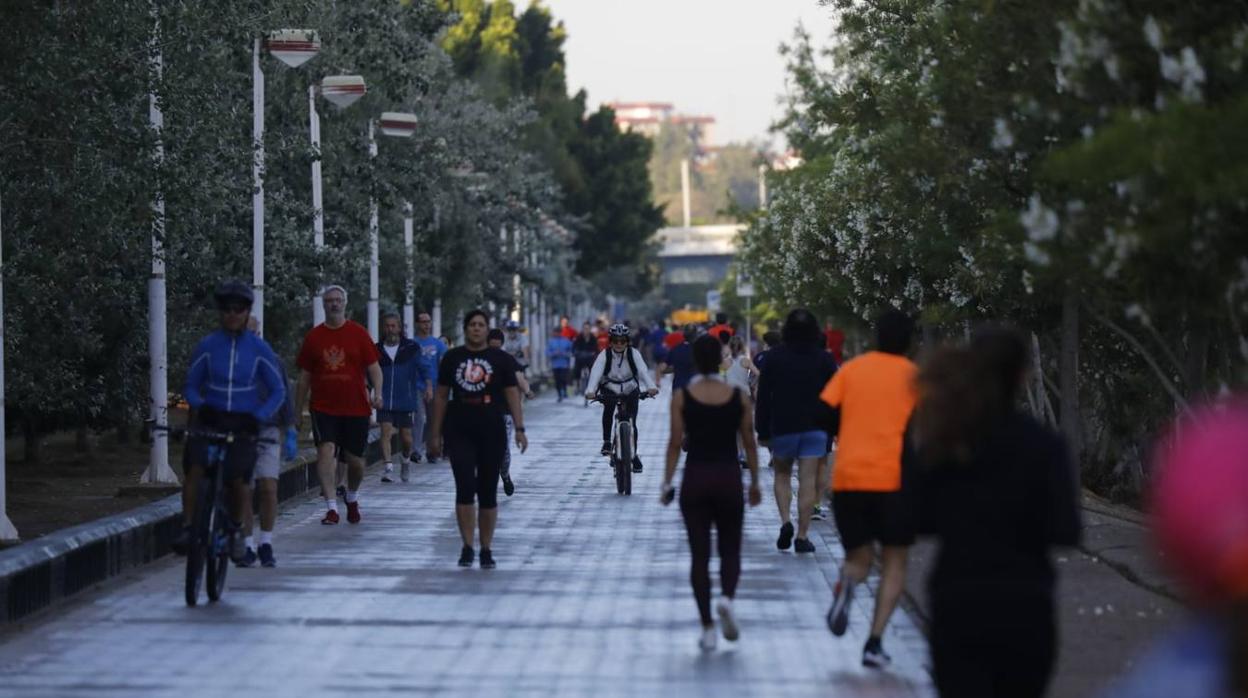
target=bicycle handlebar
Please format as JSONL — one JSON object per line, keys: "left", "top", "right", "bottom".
{"left": 587, "top": 391, "right": 656, "bottom": 404}
{"left": 148, "top": 422, "right": 277, "bottom": 445}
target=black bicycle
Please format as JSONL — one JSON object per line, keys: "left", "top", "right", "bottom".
{"left": 155, "top": 423, "right": 268, "bottom": 606}
{"left": 591, "top": 391, "right": 653, "bottom": 496}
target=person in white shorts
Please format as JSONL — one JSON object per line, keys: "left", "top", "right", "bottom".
{"left": 237, "top": 316, "right": 295, "bottom": 568}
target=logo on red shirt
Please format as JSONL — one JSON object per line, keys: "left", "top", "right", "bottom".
{"left": 323, "top": 345, "right": 346, "bottom": 371}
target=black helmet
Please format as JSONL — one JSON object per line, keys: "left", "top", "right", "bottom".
{"left": 213, "top": 279, "right": 254, "bottom": 307}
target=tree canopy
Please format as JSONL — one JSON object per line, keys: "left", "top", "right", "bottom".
{"left": 0, "top": 0, "right": 582, "bottom": 453}
{"left": 438, "top": 1, "right": 664, "bottom": 287}
{"left": 740, "top": 0, "right": 1248, "bottom": 499}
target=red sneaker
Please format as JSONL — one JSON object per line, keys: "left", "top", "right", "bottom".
{"left": 321, "top": 509, "right": 340, "bottom": 525}
{"left": 346, "top": 501, "right": 361, "bottom": 524}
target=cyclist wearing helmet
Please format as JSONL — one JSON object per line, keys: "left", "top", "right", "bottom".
{"left": 172, "top": 280, "right": 287, "bottom": 562}
{"left": 585, "top": 323, "right": 658, "bottom": 471}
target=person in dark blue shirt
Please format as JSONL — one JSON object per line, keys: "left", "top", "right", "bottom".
{"left": 659, "top": 324, "right": 699, "bottom": 391}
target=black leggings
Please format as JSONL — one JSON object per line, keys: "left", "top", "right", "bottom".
{"left": 931, "top": 592, "right": 1056, "bottom": 698}
{"left": 446, "top": 416, "right": 507, "bottom": 509}
{"left": 679, "top": 463, "right": 744, "bottom": 624}
{"left": 600, "top": 392, "right": 640, "bottom": 445}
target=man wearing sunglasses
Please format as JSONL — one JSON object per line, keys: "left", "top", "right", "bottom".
{"left": 172, "top": 280, "right": 287, "bottom": 561}
{"left": 585, "top": 323, "right": 659, "bottom": 472}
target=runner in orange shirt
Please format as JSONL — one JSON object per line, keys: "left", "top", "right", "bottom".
{"left": 820, "top": 309, "right": 918, "bottom": 669}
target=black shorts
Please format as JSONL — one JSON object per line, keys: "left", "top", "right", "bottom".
{"left": 311, "top": 411, "right": 370, "bottom": 458}
{"left": 832, "top": 489, "right": 916, "bottom": 550}
{"left": 185, "top": 409, "right": 260, "bottom": 483}
{"left": 377, "top": 410, "right": 414, "bottom": 427}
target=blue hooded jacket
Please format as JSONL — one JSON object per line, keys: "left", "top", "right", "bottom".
{"left": 376, "top": 337, "right": 426, "bottom": 412}
{"left": 185, "top": 329, "right": 286, "bottom": 422}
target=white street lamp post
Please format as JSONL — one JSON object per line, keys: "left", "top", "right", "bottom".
{"left": 368, "top": 119, "right": 379, "bottom": 339}
{"left": 254, "top": 29, "right": 320, "bottom": 336}
{"left": 309, "top": 83, "right": 325, "bottom": 326}
{"left": 252, "top": 38, "right": 265, "bottom": 334}
{"left": 0, "top": 192, "right": 19, "bottom": 543}
{"left": 371, "top": 111, "right": 417, "bottom": 339}
{"left": 308, "top": 75, "right": 366, "bottom": 327}
{"left": 143, "top": 2, "right": 177, "bottom": 485}
{"left": 403, "top": 202, "right": 414, "bottom": 338}
{"left": 432, "top": 204, "right": 442, "bottom": 337}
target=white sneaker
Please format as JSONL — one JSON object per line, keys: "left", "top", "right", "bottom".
{"left": 698, "top": 626, "right": 717, "bottom": 652}
{"left": 380, "top": 464, "right": 394, "bottom": 483}
{"left": 716, "top": 598, "right": 739, "bottom": 642}
{"left": 400, "top": 458, "right": 411, "bottom": 482}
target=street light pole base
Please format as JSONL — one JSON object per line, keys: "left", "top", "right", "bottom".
{"left": 140, "top": 461, "right": 180, "bottom": 485}
{"left": 0, "top": 514, "right": 18, "bottom": 545}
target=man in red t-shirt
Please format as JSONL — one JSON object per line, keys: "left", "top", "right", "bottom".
{"left": 559, "top": 315, "right": 577, "bottom": 341}
{"left": 295, "top": 285, "right": 383, "bottom": 525}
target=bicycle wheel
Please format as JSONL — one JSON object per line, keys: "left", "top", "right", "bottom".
{"left": 184, "top": 478, "right": 212, "bottom": 607}
{"left": 205, "top": 504, "right": 230, "bottom": 602}
{"left": 617, "top": 419, "right": 633, "bottom": 496}
{"left": 184, "top": 538, "right": 205, "bottom": 607}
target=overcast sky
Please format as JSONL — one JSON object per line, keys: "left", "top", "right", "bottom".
{"left": 539, "top": 0, "right": 838, "bottom": 147}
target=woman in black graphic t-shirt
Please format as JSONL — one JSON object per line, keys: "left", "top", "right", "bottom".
{"left": 428, "top": 310, "right": 526, "bottom": 569}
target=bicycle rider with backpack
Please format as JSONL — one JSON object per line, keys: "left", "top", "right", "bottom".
{"left": 585, "top": 323, "right": 659, "bottom": 472}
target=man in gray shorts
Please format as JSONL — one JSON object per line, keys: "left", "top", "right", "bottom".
{"left": 238, "top": 317, "right": 296, "bottom": 568}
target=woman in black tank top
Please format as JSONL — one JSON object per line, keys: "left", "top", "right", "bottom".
{"left": 662, "top": 335, "right": 762, "bottom": 651}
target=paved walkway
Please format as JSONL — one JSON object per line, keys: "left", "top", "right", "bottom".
{"left": 0, "top": 385, "right": 932, "bottom": 697}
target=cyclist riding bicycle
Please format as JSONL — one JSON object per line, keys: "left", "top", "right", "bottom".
{"left": 585, "top": 323, "right": 659, "bottom": 472}
{"left": 171, "top": 280, "right": 287, "bottom": 562}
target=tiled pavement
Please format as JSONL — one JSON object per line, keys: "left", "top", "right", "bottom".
{"left": 0, "top": 384, "right": 933, "bottom": 697}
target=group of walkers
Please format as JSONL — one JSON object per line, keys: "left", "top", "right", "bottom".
{"left": 656, "top": 307, "right": 1083, "bottom": 698}
{"left": 177, "top": 279, "right": 1088, "bottom": 696}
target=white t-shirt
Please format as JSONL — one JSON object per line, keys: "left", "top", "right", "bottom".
{"left": 383, "top": 343, "right": 399, "bottom": 361}
{"left": 725, "top": 355, "right": 752, "bottom": 392}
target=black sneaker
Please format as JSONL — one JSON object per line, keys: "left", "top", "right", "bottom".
{"left": 503, "top": 476, "right": 515, "bottom": 497}
{"left": 862, "top": 637, "right": 891, "bottom": 669}
{"left": 479, "top": 548, "right": 496, "bottom": 569}
{"left": 776, "top": 521, "right": 794, "bottom": 550}
{"left": 600, "top": 441, "right": 612, "bottom": 456}
{"left": 794, "top": 537, "right": 816, "bottom": 554}
{"left": 632, "top": 456, "right": 643, "bottom": 473}
{"left": 258, "top": 543, "right": 277, "bottom": 568}
{"left": 411, "top": 453, "right": 423, "bottom": 464}
{"left": 458, "top": 545, "right": 474, "bottom": 567}
{"left": 235, "top": 547, "right": 258, "bottom": 568}
{"left": 170, "top": 525, "right": 193, "bottom": 556}
{"left": 827, "top": 576, "right": 855, "bottom": 636}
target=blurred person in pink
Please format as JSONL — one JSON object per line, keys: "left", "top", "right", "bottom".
{"left": 1102, "top": 398, "right": 1248, "bottom": 698}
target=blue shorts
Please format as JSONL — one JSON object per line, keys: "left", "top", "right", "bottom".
{"left": 769, "top": 430, "right": 828, "bottom": 459}
{"left": 377, "top": 410, "right": 414, "bottom": 427}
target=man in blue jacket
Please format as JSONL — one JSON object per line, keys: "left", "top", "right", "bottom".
{"left": 174, "top": 280, "right": 286, "bottom": 562}
{"left": 377, "top": 313, "right": 427, "bottom": 482}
